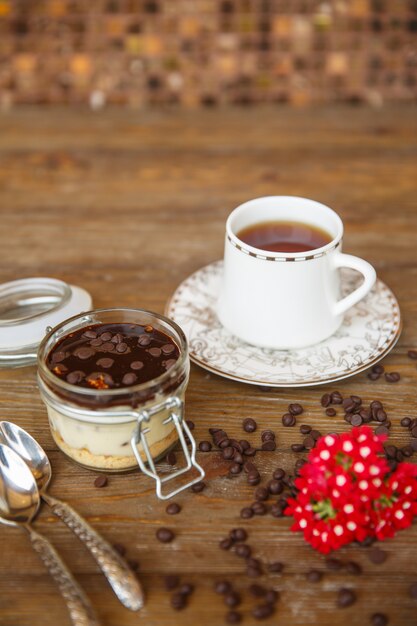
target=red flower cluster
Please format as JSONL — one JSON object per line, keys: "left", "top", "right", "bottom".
{"left": 285, "top": 426, "right": 417, "bottom": 553}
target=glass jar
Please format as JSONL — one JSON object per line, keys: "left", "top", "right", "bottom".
{"left": 37, "top": 308, "right": 204, "bottom": 499}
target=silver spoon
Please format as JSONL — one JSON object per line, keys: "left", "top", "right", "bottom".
{"left": 0, "top": 443, "right": 100, "bottom": 626}
{"left": 0, "top": 421, "right": 144, "bottom": 611}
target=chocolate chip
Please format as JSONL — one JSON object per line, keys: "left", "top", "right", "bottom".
{"left": 156, "top": 528, "right": 174, "bottom": 543}
{"left": 368, "top": 547, "right": 388, "bottom": 565}
{"left": 94, "top": 475, "right": 108, "bottom": 488}
{"left": 164, "top": 574, "right": 179, "bottom": 590}
{"left": 74, "top": 347, "right": 95, "bottom": 360}
{"left": 66, "top": 370, "right": 85, "bottom": 384}
{"left": 326, "top": 408, "right": 337, "bottom": 417}
{"left": 83, "top": 330, "right": 97, "bottom": 339}
{"left": 96, "top": 357, "right": 114, "bottom": 369}
{"left": 408, "top": 350, "right": 417, "bottom": 359}
{"left": 100, "top": 342, "right": 115, "bottom": 352}
{"left": 100, "top": 332, "right": 112, "bottom": 341}
{"left": 166, "top": 502, "right": 181, "bottom": 515}
{"left": 376, "top": 409, "right": 387, "bottom": 422}
{"left": 261, "top": 440, "right": 276, "bottom": 451}
{"left": 215, "top": 580, "right": 232, "bottom": 594}
{"left": 148, "top": 347, "right": 162, "bottom": 357}
{"left": 375, "top": 425, "right": 389, "bottom": 436}
{"left": 138, "top": 334, "right": 151, "bottom": 346}
{"left": 162, "top": 343, "right": 175, "bottom": 354}
{"left": 90, "top": 338, "right": 103, "bottom": 347}
{"left": 116, "top": 342, "right": 128, "bottom": 353}
{"left": 385, "top": 372, "right": 400, "bottom": 383}
{"left": 306, "top": 569, "right": 322, "bottom": 582}
{"left": 282, "top": 413, "right": 296, "bottom": 427}
{"left": 130, "top": 360, "right": 144, "bottom": 370}
{"left": 226, "top": 611, "right": 242, "bottom": 624}
{"left": 111, "top": 333, "right": 124, "bottom": 344}
{"left": 288, "top": 403, "right": 303, "bottom": 415}
{"left": 331, "top": 391, "right": 343, "bottom": 404}
{"left": 337, "top": 588, "right": 357, "bottom": 608}
{"left": 122, "top": 372, "right": 137, "bottom": 385}
{"left": 370, "top": 613, "right": 388, "bottom": 626}
{"left": 243, "top": 418, "right": 257, "bottom": 433}
{"left": 191, "top": 481, "right": 205, "bottom": 493}
{"left": 351, "top": 414, "right": 363, "bottom": 426}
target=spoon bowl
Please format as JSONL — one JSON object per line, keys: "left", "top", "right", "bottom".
{"left": 0, "top": 421, "right": 51, "bottom": 491}
{"left": 0, "top": 443, "right": 40, "bottom": 525}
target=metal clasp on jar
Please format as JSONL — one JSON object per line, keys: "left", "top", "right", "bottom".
{"left": 130, "top": 396, "right": 205, "bottom": 500}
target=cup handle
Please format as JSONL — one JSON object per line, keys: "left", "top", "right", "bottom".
{"left": 332, "top": 252, "right": 376, "bottom": 317}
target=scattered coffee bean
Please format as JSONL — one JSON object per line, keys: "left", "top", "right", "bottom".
{"left": 261, "top": 440, "right": 276, "bottom": 451}
{"left": 171, "top": 591, "right": 187, "bottom": 610}
{"left": 243, "top": 418, "right": 257, "bottom": 433}
{"left": 251, "top": 502, "right": 267, "bottom": 515}
{"left": 368, "top": 372, "right": 380, "bottom": 381}
{"left": 267, "top": 479, "right": 283, "bottom": 495}
{"left": 220, "top": 537, "right": 234, "bottom": 550}
{"left": 291, "top": 443, "right": 305, "bottom": 453}
{"left": 179, "top": 583, "right": 194, "bottom": 596}
{"left": 270, "top": 504, "right": 285, "bottom": 518}
{"left": 156, "top": 528, "right": 174, "bottom": 543}
{"left": 235, "top": 544, "right": 251, "bottom": 559}
{"left": 288, "top": 403, "right": 303, "bottom": 416}
{"left": 215, "top": 580, "right": 232, "bottom": 594}
{"left": 268, "top": 562, "right": 284, "bottom": 573}
{"left": 224, "top": 591, "right": 241, "bottom": 608}
{"left": 166, "top": 451, "right": 177, "bottom": 465}
{"left": 282, "top": 413, "right": 296, "bottom": 427}
{"left": 264, "top": 589, "right": 279, "bottom": 604}
{"left": 252, "top": 603, "right": 275, "bottom": 619}
{"left": 300, "top": 424, "right": 312, "bottom": 434}
{"left": 164, "top": 574, "right": 179, "bottom": 590}
{"left": 385, "top": 372, "right": 400, "bottom": 383}
{"left": 326, "top": 408, "right": 337, "bottom": 417}
{"left": 408, "top": 350, "right": 417, "bottom": 359}
{"left": 346, "top": 561, "right": 363, "bottom": 575}
{"left": 337, "top": 588, "right": 357, "bottom": 608}
{"left": 310, "top": 430, "right": 322, "bottom": 440}
{"left": 191, "top": 481, "right": 206, "bottom": 493}
{"left": 375, "top": 425, "right": 389, "bottom": 436}
{"left": 401, "top": 417, "right": 412, "bottom": 428}
{"left": 240, "top": 507, "right": 254, "bottom": 519}
{"left": 409, "top": 582, "right": 417, "bottom": 598}
{"left": 325, "top": 557, "right": 343, "bottom": 571}
{"left": 306, "top": 569, "right": 322, "bottom": 582}
{"left": 199, "top": 440, "right": 212, "bottom": 452}
{"left": 255, "top": 486, "right": 269, "bottom": 501}
{"left": 223, "top": 446, "right": 235, "bottom": 460}
{"left": 249, "top": 583, "right": 267, "bottom": 597}
{"left": 321, "top": 393, "right": 331, "bottom": 407}
{"left": 166, "top": 502, "right": 181, "bottom": 515}
{"left": 113, "top": 543, "right": 126, "bottom": 556}
{"left": 247, "top": 472, "right": 261, "bottom": 486}
{"left": 331, "top": 391, "right": 343, "bottom": 404}
{"left": 226, "top": 611, "right": 242, "bottom": 624}
{"left": 186, "top": 420, "right": 195, "bottom": 431}
{"left": 230, "top": 463, "right": 242, "bottom": 475}
{"left": 368, "top": 547, "right": 388, "bottom": 565}
{"left": 93, "top": 475, "right": 108, "bottom": 488}
{"left": 261, "top": 430, "right": 275, "bottom": 442}
{"left": 230, "top": 528, "right": 247, "bottom": 542}
{"left": 272, "top": 468, "right": 285, "bottom": 480}
{"left": 239, "top": 439, "right": 250, "bottom": 451}
{"left": 243, "top": 447, "right": 257, "bottom": 457}
{"left": 370, "top": 613, "right": 389, "bottom": 626}
{"left": 303, "top": 435, "right": 316, "bottom": 449}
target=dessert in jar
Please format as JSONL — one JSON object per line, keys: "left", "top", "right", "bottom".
{"left": 37, "top": 308, "right": 204, "bottom": 497}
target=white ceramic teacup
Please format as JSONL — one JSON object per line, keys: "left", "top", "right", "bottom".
{"left": 217, "top": 196, "right": 376, "bottom": 349}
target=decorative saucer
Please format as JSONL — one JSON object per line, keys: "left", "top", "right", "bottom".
{"left": 166, "top": 261, "right": 401, "bottom": 387}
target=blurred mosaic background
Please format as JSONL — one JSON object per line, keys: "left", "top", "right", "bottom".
{"left": 0, "top": 0, "right": 416, "bottom": 109}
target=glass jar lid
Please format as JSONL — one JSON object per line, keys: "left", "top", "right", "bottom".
{"left": 0, "top": 277, "right": 92, "bottom": 369}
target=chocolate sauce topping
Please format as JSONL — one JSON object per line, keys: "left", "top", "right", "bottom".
{"left": 47, "top": 323, "right": 180, "bottom": 389}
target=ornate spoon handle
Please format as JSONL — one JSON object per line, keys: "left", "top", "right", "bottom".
{"left": 27, "top": 526, "right": 100, "bottom": 626}
{"left": 42, "top": 493, "right": 144, "bottom": 611}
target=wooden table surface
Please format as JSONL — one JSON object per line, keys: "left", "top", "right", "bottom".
{"left": 0, "top": 106, "right": 417, "bottom": 626}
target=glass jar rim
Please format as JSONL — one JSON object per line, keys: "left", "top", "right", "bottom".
{"left": 37, "top": 307, "right": 189, "bottom": 398}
